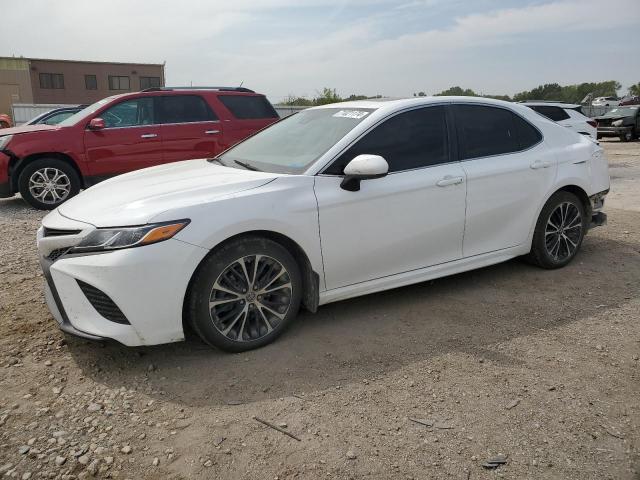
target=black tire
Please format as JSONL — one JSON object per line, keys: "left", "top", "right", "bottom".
{"left": 187, "top": 236, "right": 302, "bottom": 352}
{"left": 526, "top": 191, "right": 587, "bottom": 269}
{"left": 0, "top": 121, "right": 9, "bottom": 129}
{"left": 18, "top": 158, "right": 81, "bottom": 210}
{"left": 619, "top": 134, "right": 629, "bottom": 142}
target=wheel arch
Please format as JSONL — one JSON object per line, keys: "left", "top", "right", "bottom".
{"left": 182, "top": 229, "right": 320, "bottom": 337}
{"left": 10, "top": 152, "right": 85, "bottom": 192}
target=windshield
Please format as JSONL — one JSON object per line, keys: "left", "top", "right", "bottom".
{"left": 58, "top": 96, "right": 118, "bottom": 126}
{"left": 218, "top": 107, "right": 375, "bottom": 174}
{"left": 604, "top": 106, "right": 638, "bottom": 117}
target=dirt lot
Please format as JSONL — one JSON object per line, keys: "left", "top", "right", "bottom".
{"left": 1, "top": 140, "right": 639, "bottom": 480}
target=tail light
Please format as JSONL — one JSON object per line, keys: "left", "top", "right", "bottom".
{"left": 587, "top": 120, "right": 597, "bottom": 128}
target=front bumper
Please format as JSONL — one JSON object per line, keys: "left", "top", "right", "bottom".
{"left": 38, "top": 211, "right": 209, "bottom": 346}
{"left": 0, "top": 151, "right": 11, "bottom": 197}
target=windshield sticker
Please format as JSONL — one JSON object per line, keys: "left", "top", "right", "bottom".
{"left": 333, "top": 110, "right": 370, "bottom": 119}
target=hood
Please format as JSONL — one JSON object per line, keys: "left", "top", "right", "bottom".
{"left": 0, "top": 123, "right": 61, "bottom": 136}
{"left": 58, "top": 159, "right": 280, "bottom": 227}
{"left": 595, "top": 114, "right": 632, "bottom": 121}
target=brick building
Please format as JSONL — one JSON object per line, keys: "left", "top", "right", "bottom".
{"left": 0, "top": 56, "right": 165, "bottom": 116}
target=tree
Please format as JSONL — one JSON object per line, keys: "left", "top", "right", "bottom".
{"left": 630, "top": 83, "right": 640, "bottom": 96}
{"left": 513, "top": 81, "right": 621, "bottom": 103}
{"left": 435, "top": 86, "right": 477, "bottom": 96}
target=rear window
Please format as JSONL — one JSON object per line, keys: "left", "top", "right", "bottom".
{"left": 218, "top": 95, "right": 278, "bottom": 119}
{"left": 453, "top": 104, "right": 541, "bottom": 160}
{"left": 529, "top": 105, "right": 570, "bottom": 122}
{"left": 158, "top": 95, "right": 217, "bottom": 124}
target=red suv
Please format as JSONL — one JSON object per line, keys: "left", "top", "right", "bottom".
{"left": 0, "top": 87, "right": 279, "bottom": 209}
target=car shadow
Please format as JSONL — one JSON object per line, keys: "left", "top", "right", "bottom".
{"left": 65, "top": 230, "right": 640, "bottom": 408}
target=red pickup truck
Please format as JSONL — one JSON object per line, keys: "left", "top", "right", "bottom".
{"left": 0, "top": 87, "right": 279, "bottom": 209}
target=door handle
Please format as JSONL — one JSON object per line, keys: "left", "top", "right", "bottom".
{"left": 205, "top": 130, "right": 220, "bottom": 135}
{"left": 530, "top": 160, "right": 551, "bottom": 169}
{"left": 140, "top": 133, "right": 158, "bottom": 139}
{"left": 436, "top": 175, "right": 464, "bottom": 187}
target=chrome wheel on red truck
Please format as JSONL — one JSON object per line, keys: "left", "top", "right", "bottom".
{"left": 18, "top": 158, "right": 81, "bottom": 210}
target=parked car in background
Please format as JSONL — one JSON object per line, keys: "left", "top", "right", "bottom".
{"left": 36, "top": 97, "right": 609, "bottom": 351}
{"left": 0, "top": 113, "right": 12, "bottom": 128}
{"left": 592, "top": 96, "right": 620, "bottom": 107}
{"left": 0, "top": 87, "right": 279, "bottom": 209}
{"left": 26, "top": 105, "right": 88, "bottom": 126}
{"left": 595, "top": 106, "right": 640, "bottom": 142}
{"left": 522, "top": 101, "right": 597, "bottom": 139}
{"left": 619, "top": 96, "right": 640, "bottom": 106}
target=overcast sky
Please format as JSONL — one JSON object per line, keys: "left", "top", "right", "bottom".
{"left": 2, "top": 0, "right": 639, "bottom": 102}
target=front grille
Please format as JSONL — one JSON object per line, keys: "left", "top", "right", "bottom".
{"left": 47, "top": 248, "right": 70, "bottom": 262}
{"left": 76, "top": 280, "right": 130, "bottom": 325}
{"left": 43, "top": 227, "right": 81, "bottom": 237}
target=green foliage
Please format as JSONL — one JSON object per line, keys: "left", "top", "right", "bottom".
{"left": 629, "top": 83, "right": 640, "bottom": 96}
{"left": 512, "top": 81, "right": 621, "bottom": 103}
{"left": 435, "top": 86, "right": 477, "bottom": 97}
{"left": 278, "top": 88, "right": 380, "bottom": 106}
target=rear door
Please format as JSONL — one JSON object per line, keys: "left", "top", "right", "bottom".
{"left": 84, "top": 97, "right": 162, "bottom": 178}
{"left": 158, "top": 94, "right": 223, "bottom": 163}
{"left": 453, "top": 104, "right": 557, "bottom": 257}
{"left": 215, "top": 94, "right": 279, "bottom": 147}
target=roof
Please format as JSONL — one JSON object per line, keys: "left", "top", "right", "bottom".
{"left": 311, "top": 95, "right": 523, "bottom": 113}
{"left": 0, "top": 56, "right": 164, "bottom": 67}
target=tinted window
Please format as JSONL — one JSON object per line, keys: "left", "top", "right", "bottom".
{"left": 85, "top": 75, "right": 97, "bottom": 90}
{"left": 100, "top": 98, "right": 155, "bottom": 128}
{"left": 140, "top": 76, "right": 161, "bottom": 89}
{"left": 158, "top": 95, "right": 217, "bottom": 123}
{"left": 530, "top": 105, "right": 569, "bottom": 121}
{"left": 325, "top": 106, "right": 449, "bottom": 174}
{"left": 108, "top": 75, "right": 130, "bottom": 90}
{"left": 453, "top": 105, "right": 519, "bottom": 160}
{"left": 39, "top": 73, "right": 64, "bottom": 89}
{"left": 218, "top": 95, "right": 278, "bottom": 119}
{"left": 512, "top": 114, "right": 542, "bottom": 150}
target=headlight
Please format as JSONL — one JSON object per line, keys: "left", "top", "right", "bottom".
{"left": 611, "top": 119, "right": 623, "bottom": 127}
{"left": 69, "top": 220, "right": 189, "bottom": 254}
{"left": 0, "top": 135, "right": 13, "bottom": 150}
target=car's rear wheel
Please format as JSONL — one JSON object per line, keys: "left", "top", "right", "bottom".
{"left": 187, "top": 237, "right": 302, "bottom": 352}
{"left": 527, "top": 191, "right": 586, "bottom": 269}
{"left": 0, "top": 121, "right": 9, "bottom": 129}
{"left": 18, "top": 158, "right": 81, "bottom": 210}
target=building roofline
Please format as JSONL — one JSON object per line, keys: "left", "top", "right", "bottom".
{"left": 0, "top": 56, "right": 165, "bottom": 67}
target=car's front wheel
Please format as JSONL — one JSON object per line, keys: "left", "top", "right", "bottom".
{"left": 18, "top": 158, "right": 81, "bottom": 210}
{"left": 187, "top": 237, "right": 302, "bottom": 352}
{"left": 527, "top": 191, "right": 587, "bottom": 269}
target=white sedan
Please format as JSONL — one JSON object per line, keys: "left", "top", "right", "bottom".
{"left": 37, "top": 97, "right": 610, "bottom": 351}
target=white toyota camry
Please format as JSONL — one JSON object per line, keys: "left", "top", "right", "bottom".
{"left": 37, "top": 97, "right": 610, "bottom": 352}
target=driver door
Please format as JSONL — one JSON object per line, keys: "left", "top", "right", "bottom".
{"left": 314, "top": 105, "right": 467, "bottom": 290}
{"left": 84, "top": 97, "right": 163, "bottom": 179}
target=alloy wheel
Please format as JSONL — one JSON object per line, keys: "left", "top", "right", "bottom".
{"left": 208, "top": 255, "right": 293, "bottom": 342}
{"left": 28, "top": 168, "right": 71, "bottom": 205}
{"left": 545, "top": 202, "right": 582, "bottom": 261}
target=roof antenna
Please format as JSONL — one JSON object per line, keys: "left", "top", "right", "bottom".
{"left": 239, "top": 80, "right": 244, "bottom": 88}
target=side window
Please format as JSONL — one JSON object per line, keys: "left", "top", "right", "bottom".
{"left": 511, "top": 113, "right": 542, "bottom": 150}
{"left": 158, "top": 95, "right": 218, "bottom": 124}
{"left": 100, "top": 98, "right": 155, "bottom": 128}
{"left": 531, "top": 105, "right": 569, "bottom": 121}
{"left": 453, "top": 105, "right": 519, "bottom": 160}
{"left": 325, "top": 106, "right": 449, "bottom": 174}
{"left": 218, "top": 95, "right": 278, "bottom": 119}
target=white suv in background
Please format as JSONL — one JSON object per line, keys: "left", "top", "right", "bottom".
{"left": 523, "top": 102, "right": 597, "bottom": 139}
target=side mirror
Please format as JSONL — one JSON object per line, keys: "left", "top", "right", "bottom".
{"left": 88, "top": 118, "right": 105, "bottom": 130}
{"left": 340, "top": 154, "right": 388, "bottom": 191}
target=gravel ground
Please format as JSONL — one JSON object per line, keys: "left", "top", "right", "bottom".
{"left": 1, "top": 140, "right": 639, "bottom": 480}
